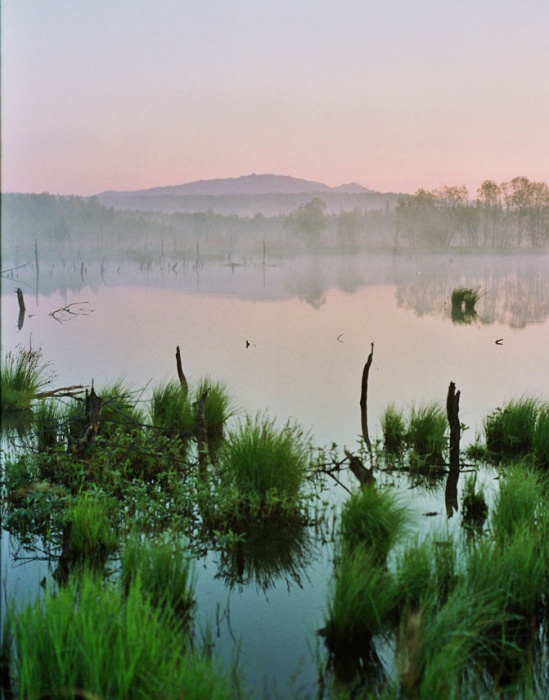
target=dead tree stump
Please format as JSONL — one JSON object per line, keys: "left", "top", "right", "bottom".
{"left": 446, "top": 381, "right": 461, "bottom": 469}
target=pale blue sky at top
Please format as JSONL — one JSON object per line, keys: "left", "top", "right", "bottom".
{"left": 2, "top": 0, "right": 548, "bottom": 195}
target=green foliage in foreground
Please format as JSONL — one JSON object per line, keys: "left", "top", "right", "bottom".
{"left": 3, "top": 571, "right": 236, "bottom": 700}
{"left": 121, "top": 534, "right": 195, "bottom": 617}
{"left": 1, "top": 344, "right": 52, "bottom": 412}
{"left": 325, "top": 468, "right": 549, "bottom": 698}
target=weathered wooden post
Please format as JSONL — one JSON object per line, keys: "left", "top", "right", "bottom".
{"left": 175, "top": 345, "right": 188, "bottom": 393}
{"left": 446, "top": 381, "right": 461, "bottom": 469}
{"left": 360, "top": 342, "right": 375, "bottom": 450}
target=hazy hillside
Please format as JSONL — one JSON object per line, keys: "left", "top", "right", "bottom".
{"left": 97, "top": 173, "right": 399, "bottom": 216}
{"left": 98, "top": 173, "right": 374, "bottom": 197}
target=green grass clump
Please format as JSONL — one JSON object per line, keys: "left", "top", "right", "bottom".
{"left": 5, "top": 572, "right": 235, "bottom": 699}
{"left": 380, "top": 403, "right": 407, "bottom": 453}
{"left": 533, "top": 403, "right": 549, "bottom": 469}
{"left": 193, "top": 377, "right": 234, "bottom": 437}
{"left": 340, "top": 486, "right": 411, "bottom": 564}
{"left": 150, "top": 380, "right": 194, "bottom": 437}
{"left": 121, "top": 534, "right": 195, "bottom": 617}
{"left": 484, "top": 397, "right": 539, "bottom": 459}
{"left": 66, "top": 492, "right": 117, "bottom": 558}
{"left": 324, "top": 548, "right": 397, "bottom": 648}
{"left": 1, "top": 344, "right": 52, "bottom": 413}
{"left": 218, "top": 414, "right": 311, "bottom": 510}
{"left": 406, "top": 402, "right": 447, "bottom": 463}
{"left": 97, "top": 380, "right": 145, "bottom": 437}
{"left": 490, "top": 466, "right": 546, "bottom": 543}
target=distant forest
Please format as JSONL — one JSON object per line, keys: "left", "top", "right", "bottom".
{"left": 2, "top": 176, "right": 548, "bottom": 264}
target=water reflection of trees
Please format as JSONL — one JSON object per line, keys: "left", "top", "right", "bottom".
{"left": 394, "top": 255, "right": 549, "bottom": 328}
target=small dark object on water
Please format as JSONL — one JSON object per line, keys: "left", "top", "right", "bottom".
{"left": 246, "top": 340, "right": 250, "bottom": 348}
{"left": 495, "top": 338, "right": 503, "bottom": 345}
{"left": 423, "top": 511, "right": 439, "bottom": 517}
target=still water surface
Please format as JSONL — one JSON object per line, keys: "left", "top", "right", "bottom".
{"left": 2, "top": 251, "right": 549, "bottom": 696}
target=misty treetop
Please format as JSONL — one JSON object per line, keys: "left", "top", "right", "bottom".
{"left": 396, "top": 176, "right": 549, "bottom": 248}
{"left": 2, "top": 176, "right": 548, "bottom": 261}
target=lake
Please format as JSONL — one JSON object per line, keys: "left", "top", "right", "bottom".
{"left": 2, "top": 249, "right": 549, "bottom": 697}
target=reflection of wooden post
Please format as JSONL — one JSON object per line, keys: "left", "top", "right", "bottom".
{"left": 16, "top": 288, "right": 26, "bottom": 312}
{"left": 17, "top": 288, "right": 26, "bottom": 330}
{"left": 175, "top": 346, "right": 188, "bottom": 393}
{"left": 446, "top": 381, "right": 461, "bottom": 469}
{"left": 360, "top": 342, "right": 374, "bottom": 449}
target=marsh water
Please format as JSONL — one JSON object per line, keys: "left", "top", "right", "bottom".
{"left": 2, "top": 250, "right": 549, "bottom": 696}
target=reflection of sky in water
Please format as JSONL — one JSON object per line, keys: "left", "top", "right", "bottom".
{"left": 3, "top": 271, "right": 549, "bottom": 450}
{"left": 1, "top": 254, "right": 548, "bottom": 696}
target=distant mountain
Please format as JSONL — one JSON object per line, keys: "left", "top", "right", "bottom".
{"left": 99, "top": 174, "right": 374, "bottom": 197}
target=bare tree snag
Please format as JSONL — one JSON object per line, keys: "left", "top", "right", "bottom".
{"left": 344, "top": 449, "right": 376, "bottom": 487}
{"left": 82, "top": 385, "right": 102, "bottom": 445}
{"left": 175, "top": 345, "right": 188, "bottom": 393}
{"left": 446, "top": 381, "right": 461, "bottom": 469}
{"left": 360, "top": 342, "right": 375, "bottom": 450}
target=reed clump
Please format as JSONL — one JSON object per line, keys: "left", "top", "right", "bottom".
{"left": 1, "top": 344, "right": 52, "bottom": 413}
{"left": 218, "top": 414, "right": 311, "bottom": 513}
{"left": 4, "top": 571, "right": 235, "bottom": 699}
{"left": 380, "top": 403, "right": 407, "bottom": 453}
{"left": 406, "top": 401, "right": 447, "bottom": 464}
{"left": 484, "top": 397, "right": 539, "bottom": 459}
{"left": 340, "top": 485, "right": 411, "bottom": 563}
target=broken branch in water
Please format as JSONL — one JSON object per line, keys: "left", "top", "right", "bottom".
{"left": 35, "top": 385, "right": 87, "bottom": 399}
{"left": 49, "top": 302, "right": 91, "bottom": 323}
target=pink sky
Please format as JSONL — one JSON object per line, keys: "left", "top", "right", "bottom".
{"left": 2, "top": 0, "right": 548, "bottom": 196}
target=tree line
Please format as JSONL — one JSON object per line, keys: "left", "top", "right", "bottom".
{"left": 396, "top": 177, "right": 549, "bottom": 248}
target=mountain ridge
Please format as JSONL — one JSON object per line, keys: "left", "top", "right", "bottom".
{"left": 98, "top": 173, "right": 374, "bottom": 197}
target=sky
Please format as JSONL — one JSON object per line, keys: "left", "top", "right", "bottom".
{"left": 2, "top": 0, "right": 548, "bottom": 196}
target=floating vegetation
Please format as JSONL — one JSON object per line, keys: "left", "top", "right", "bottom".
{"left": 451, "top": 286, "right": 483, "bottom": 324}
{"left": 460, "top": 473, "right": 489, "bottom": 534}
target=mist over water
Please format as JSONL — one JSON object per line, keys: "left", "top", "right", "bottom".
{"left": 2, "top": 195, "right": 549, "bottom": 697}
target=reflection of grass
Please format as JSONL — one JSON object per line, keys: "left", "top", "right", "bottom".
{"left": 121, "top": 534, "right": 195, "bottom": 617}
{"left": 217, "top": 517, "right": 313, "bottom": 590}
{"left": 451, "top": 286, "right": 482, "bottom": 324}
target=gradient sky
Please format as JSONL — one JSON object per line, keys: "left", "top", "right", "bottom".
{"left": 2, "top": 0, "right": 548, "bottom": 196}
